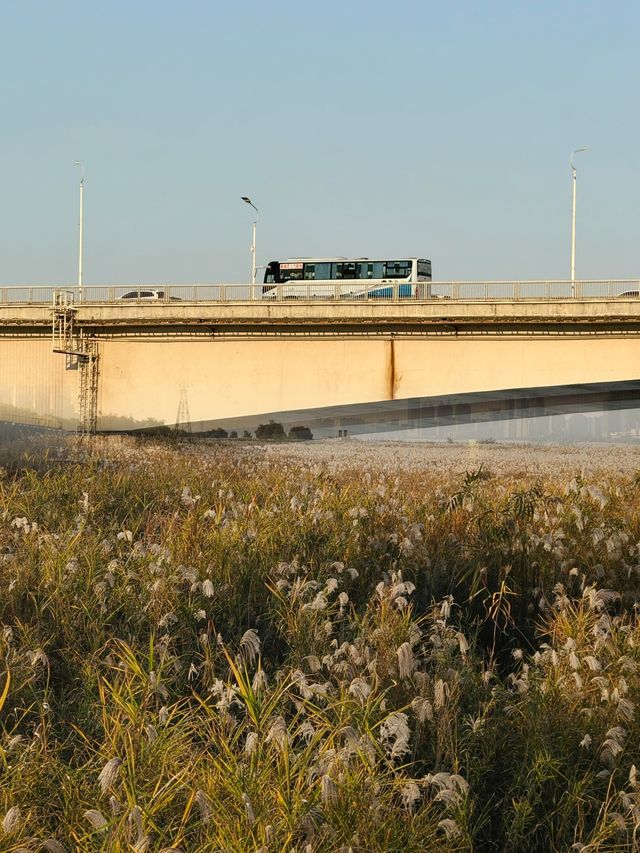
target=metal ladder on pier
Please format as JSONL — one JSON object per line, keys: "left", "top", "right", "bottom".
{"left": 52, "top": 291, "right": 99, "bottom": 435}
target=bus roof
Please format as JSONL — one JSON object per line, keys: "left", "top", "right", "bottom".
{"left": 283, "top": 257, "right": 430, "bottom": 263}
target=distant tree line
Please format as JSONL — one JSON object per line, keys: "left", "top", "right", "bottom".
{"left": 254, "top": 421, "right": 313, "bottom": 440}
{"left": 188, "top": 421, "right": 313, "bottom": 440}
{"left": 145, "top": 421, "right": 313, "bottom": 440}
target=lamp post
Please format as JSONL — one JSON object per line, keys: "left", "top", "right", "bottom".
{"left": 570, "top": 147, "right": 588, "bottom": 295}
{"left": 74, "top": 161, "right": 84, "bottom": 297}
{"left": 241, "top": 196, "right": 259, "bottom": 286}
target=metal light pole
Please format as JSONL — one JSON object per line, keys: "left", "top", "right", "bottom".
{"left": 570, "top": 147, "right": 588, "bottom": 295}
{"left": 241, "top": 196, "right": 259, "bottom": 286}
{"left": 74, "top": 161, "right": 85, "bottom": 296}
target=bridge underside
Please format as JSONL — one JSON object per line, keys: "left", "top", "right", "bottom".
{"left": 145, "top": 379, "right": 640, "bottom": 438}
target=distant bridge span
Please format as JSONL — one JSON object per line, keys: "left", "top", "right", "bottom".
{"left": 1, "top": 289, "right": 640, "bottom": 433}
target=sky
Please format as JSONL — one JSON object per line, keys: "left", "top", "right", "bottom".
{"left": 0, "top": 0, "right": 638, "bottom": 286}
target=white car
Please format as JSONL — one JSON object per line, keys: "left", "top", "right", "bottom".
{"left": 119, "top": 289, "right": 181, "bottom": 301}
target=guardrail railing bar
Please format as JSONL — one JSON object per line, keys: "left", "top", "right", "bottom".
{"left": 2, "top": 280, "right": 640, "bottom": 304}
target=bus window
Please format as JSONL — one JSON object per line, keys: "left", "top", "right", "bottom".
{"left": 418, "top": 260, "right": 432, "bottom": 278}
{"left": 303, "top": 262, "right": 331, "bottom": 280}
{"left": 357, "top": 261, "right": 385, "bottom": 279}
{"left": 264, "top": 261, "right": 279, "bottom": 284}
{"left": 334, "top": 262, "right": 357, "bottom": 279}
{"left": 280, "top": 262, "right": 304, "bottom": 282}
{"left": 385, "top": 260, "right": 411, "bottom": 278}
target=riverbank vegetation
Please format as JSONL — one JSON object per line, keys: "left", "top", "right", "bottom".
{"left": 1, "top": 437, "right": 640, "bottom": 851}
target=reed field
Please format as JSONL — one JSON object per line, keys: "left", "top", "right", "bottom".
{"left": 2, "top": 435, "right": 640, "bottom": 852}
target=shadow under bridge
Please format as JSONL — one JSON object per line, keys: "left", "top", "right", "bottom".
{"left": 155, "top": 379, "right": 640, "bottom": 439}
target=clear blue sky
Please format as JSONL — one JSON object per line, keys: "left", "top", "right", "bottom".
{"left": 0, "top": 0, "right": 637, "bottom": 285}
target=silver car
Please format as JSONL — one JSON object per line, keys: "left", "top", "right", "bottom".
{"left": 119, "top": 289, "right": 180, "bottom": 301}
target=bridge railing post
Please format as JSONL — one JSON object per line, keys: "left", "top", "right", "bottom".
{"left": 393, "top": 282, "right": 399, "bottom": 302}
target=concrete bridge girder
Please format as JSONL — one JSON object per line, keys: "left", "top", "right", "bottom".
{"left": 1, "top": 299, "right": 640, "bottom": 431}
{"left": 1, "top": 333, "right": 640, "bottom": 433}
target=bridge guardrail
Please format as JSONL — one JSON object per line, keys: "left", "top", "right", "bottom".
{"left": 1, "top": 281, "right": 640, "bottom": 305}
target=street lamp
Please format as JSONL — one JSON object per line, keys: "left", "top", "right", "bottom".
{"left": 570, "top": 147, "right": 588, "bottom": 295}
{"left": 74, "top": 161, "right": 85, "bottom": 297}
{"left": 241, "top": 196, "right": 259, "bottom": 286}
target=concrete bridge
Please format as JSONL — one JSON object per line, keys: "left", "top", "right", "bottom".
{"left": 2, "top": 282, "right": 640, "bottom": 435}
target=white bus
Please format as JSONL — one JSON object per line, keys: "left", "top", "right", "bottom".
{"left": 262, "top": 257, "right": 432, "bottom": 299}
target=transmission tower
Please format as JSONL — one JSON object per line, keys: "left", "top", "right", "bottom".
{"left": 175, "top": 387, "right": 192, "bottom": 438}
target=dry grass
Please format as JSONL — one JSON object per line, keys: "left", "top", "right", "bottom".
{"left": 1, "top": 435, "right": 640, "bottom": 851}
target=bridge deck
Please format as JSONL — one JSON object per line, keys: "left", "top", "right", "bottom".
{"left": 3, "top": 298, "right": 640, "bottom": 330}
